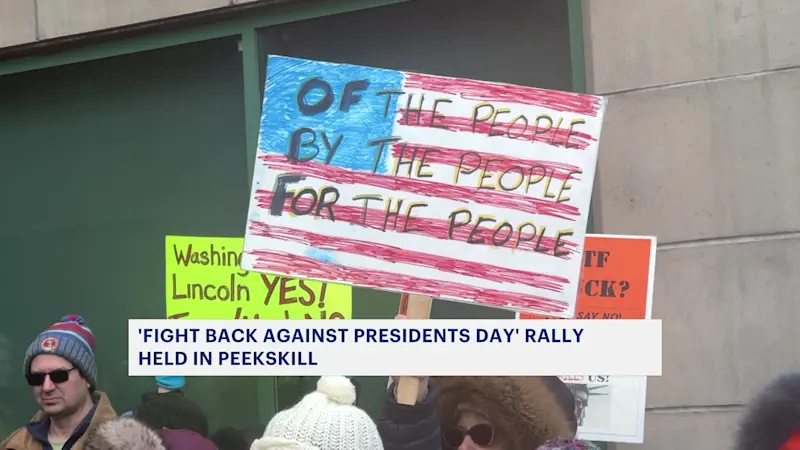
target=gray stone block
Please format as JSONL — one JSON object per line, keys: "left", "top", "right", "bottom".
{"left": 594, "top": 69, "right": 800, "bottom": 243}
{"left": 584, "top": 0, "right": 800, "bottom": 93}
{"left": 0, "top": 0, "right": 36, "bottom": 47}
{"left": 36, "top": 0, "right": 229, "bottom": 39}
{"left": 646, "top": 237, "right": 800, "bottom": 408}
{"left": 614, "top": 408, "right": 740, "bottom": 450}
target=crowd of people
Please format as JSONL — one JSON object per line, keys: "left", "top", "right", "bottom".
{"left": 2, "top": 314, "right": 797, "bottom": 450}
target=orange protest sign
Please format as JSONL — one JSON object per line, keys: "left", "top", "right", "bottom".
{"left": 520, "top": 234, "right": 656, "bottom": 321}
{"left": 518, "top": 234, "right": 657, "bottom": 444}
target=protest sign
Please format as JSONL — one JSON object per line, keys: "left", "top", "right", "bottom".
{"left": 166, "top": 236, "right": 352, "bottom": 320}
{"left": 519, "top": 234, "right": 657, "bottom": 443}
{"left": 242, "top": 55, "right": 607, "bottom": 317}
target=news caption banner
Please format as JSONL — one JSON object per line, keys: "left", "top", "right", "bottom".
{"left": 128, "top": 319, "right": 662, "bottom": 377}
{"left": 241, "top": 55, "right": 607, "bottom": 318}
{"left": 166, "top": 236, "right": 352, "bottom": 320}
{"left": 519, "top": 234, "right": 657, "bottom": 444}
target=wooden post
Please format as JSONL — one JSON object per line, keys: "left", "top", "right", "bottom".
{"left": 395, "top": 293, "right": 432, "bottom": 405}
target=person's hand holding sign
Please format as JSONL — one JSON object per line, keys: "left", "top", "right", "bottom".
{"left": 390, "top": 313, "right": 430, "bottom": 403}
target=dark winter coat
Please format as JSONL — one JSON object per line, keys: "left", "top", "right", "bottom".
{"left": 734, "top": 373, "right": 800, "bottom": 450}
{"left": 379, "top": 383, "right": 441, "bottom": 450}
{"left": 378, "top": 377, "right": 596, "bottom": 450}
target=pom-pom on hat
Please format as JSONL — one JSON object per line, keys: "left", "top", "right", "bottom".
{"left": 251, "top": 376, "right": 382, "bottom": 450}
{"left": 24, "top": 314, "right": 97, "bottom": 387}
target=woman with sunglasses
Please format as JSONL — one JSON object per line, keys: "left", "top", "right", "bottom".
{"left": 454, "top": 377, "right": 599, "bottom": 449}
{"left": 378, "top": 319, "right": 598, "bottom": 450}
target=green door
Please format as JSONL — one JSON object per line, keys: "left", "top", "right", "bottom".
{"left": 0, "top": 37, "right": 265, "bottom": 435}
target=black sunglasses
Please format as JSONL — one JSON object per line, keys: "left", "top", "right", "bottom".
{"left": 26, "top": 368, "right": 77, "bottom": 386}
{"left": 443, "top": 423, "right": 494, "bottom": 448}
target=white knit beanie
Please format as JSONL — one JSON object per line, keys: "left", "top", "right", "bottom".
{"left": 250, "top": 376, "right": 383, "bottom": 450}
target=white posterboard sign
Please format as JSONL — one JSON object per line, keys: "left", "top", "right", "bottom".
{"left": 242, "top": 55, "right": 607, "bottom": 317}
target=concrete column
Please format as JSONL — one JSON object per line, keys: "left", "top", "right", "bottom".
{"left": 34, "top": 0, "right": 229, "bottom": 40}
{"left": 583, "top": 0, "right": 800, "bottom": 448}
{"left": 0, "top": 0, "right": 36, "bottom": 47}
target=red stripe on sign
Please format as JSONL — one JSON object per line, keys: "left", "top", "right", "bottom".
{"left": 254, "top": 190, "right": 578, "bottom": 258}
{"left": 390, "top": 143, "right": 583, "bottom": 182}
{"left": 403, "top": 72, "right": 603, "bottom": 117}
{"left": 397, "top": 110, "right": 595, "bottom": 150}
{"left": 247, "top": 249, "right": 570, "bottom": 313}
{"left": 248, "top": 221, "right": 569, "bottom": 291}
{"left": 257, "top": 154, "right": 580, "bottom": 221}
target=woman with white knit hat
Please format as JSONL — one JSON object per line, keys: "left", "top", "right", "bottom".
{"left": 251, "top": 376, "right": 383, "bottom": 450}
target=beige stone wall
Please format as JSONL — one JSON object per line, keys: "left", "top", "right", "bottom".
{"left": 0, "top": 0, "right": 265, "bottom": 48}
{"left": 584, "top": 0, "right": 800, "bottom": 448}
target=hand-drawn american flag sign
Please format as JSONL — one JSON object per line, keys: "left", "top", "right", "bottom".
{"left": 242, "top": 55, "right": 607, "bottom": 317}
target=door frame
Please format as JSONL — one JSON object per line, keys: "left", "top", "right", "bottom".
{"left": 0, "top": 0, "right": 592, "bottom": 424}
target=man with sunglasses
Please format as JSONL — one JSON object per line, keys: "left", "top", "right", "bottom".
{"left": 1, "top": 315, "right": 116, "bottom": 450}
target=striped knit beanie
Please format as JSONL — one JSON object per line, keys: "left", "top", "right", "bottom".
{"left": 24, "top": 314, "right": 97, "bottom": 388}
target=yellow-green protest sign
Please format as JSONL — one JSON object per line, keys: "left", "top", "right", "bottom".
{"left": 165, "top": 236, "right": 351, "bottom": 320}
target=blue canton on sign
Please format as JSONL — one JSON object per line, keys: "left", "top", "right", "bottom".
{"left": 258, "top": 56, "right": 404, "bottom": 174}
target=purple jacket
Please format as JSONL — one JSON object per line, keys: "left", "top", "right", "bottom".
{"left": 159, "top": 429, "right": 218, "bottom": 450}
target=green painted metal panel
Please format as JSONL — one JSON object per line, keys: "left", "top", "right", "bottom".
{"left": 567, "top": 0, "right": 596, "bottom": 235}
{"left": 241, "top": 27, "right": 262, "bottom": 185}
{"left": 568, "top": 5, "right": 606, "bottom": 448}
{"left": 0, "top": 37, "right": 261, "bottom": 435}
{"left": 257, "top": 0, "right": 573, "bottom": 91}
{"left": 568, "top": 0, "right": 588, "bottom": 94}
{"left": 238, "top": 27, "right": 279, "bottom": 425}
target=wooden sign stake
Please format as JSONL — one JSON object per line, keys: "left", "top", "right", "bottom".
{"left": 395, "top": 293, "right": 432, "bottom": 406}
